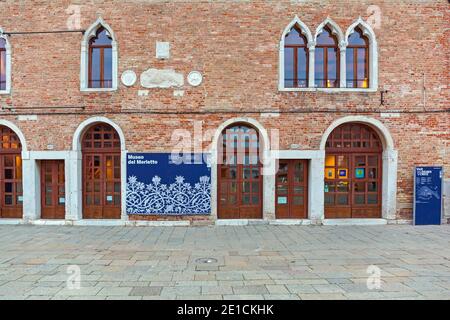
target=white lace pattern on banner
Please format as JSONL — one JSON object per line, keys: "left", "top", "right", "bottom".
{"left": 126, "top": 175, "right": 211, "bottom": 215}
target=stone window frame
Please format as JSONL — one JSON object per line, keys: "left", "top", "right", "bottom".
{"left": 80, "top": 18, "right": 118, "bottom": 92}
{"left": 279, "top": 17, "right": 378, "bottom": 93}
{"left": 0, "top": 28, "right": 12, "bottom": 95}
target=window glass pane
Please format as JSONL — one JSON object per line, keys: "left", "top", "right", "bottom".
{"left": 0, "top": 50, "right": 5, "bottom": 90}
{"left": 325, "top": 194, "right": 334, "bottom": 205}
{"left": 251, "top": 195, "right": 259, "bottom": 205}
{"left": 293, "top": 196, "right": 304, "bottom": 205}
{"left": 103, "top": 48, "right": 112, "bottom": 88}
{"left": 284, "top": 47, "right": 294, "bottom": 88}
{"left": 5, "top": 195, "right": 12, "bottom": 205}
{"left": 285, "top": 27, "right": 305, "bottom": 45}
{"left": 368, "top": 182, "right": 377, "bottom": 192}
{"left": 354, "top": 194, "right": 365, "bottom": 204}
{"left": 368, "top": 194, "right": 378, "bottom": 204}
{"left": 357, "top": 48, "right": 368, "bottom": 88}
{"left": 346, "top": 48, "right": 354, "bottom": 87}
{"left": 5, "top": 182, "right": 13, "bottom": 193}
{"left": 327, "top": 48, "right": 338, "bottom": 87}
{"left": 317, "top": 29, "right": 336, "bottom": 45}
{"left": 337, "top": 194, "right": 348, "bottom": 205}
{"left": 91, "top": 28, "right": 112, "bottom": 46}
{"left": 90, "top": 48, "right": 101, "bottom": 88}
{"left": 297, "top": 48, "right": 307, "bottom": 87}
{"left": 314, "top": 48, "right": 324, "bottom": 87}
{"left": 337, "top": 181, "right": 349, "bottom": 192}
{"left": 348, "top": 29, "right": 366, "bottom": 46}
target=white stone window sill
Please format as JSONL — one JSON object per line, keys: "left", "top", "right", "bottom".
{"left": 0, "top": 90, "right": 11, "bottom": 95}
{"left": 279, "top": 87, "right": 377, "bottom": 93}
{"left": 80, "top": 87, "right": 117, "bottom": 93}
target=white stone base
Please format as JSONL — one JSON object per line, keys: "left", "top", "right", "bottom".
{"left": 269, "top": 219, "right": 312, "bottom": 225}
{"left": 322, "top": 218, "right": 388, "bottom": 226}
{"left": 216, "top": 219, "right": 250, "bottom": 226}
{"left": 0, "top": 219, "right": 25, "bottom": 225}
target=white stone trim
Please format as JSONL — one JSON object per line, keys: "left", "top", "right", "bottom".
{"left": 272, "top": 150, "right": 325, "bottom": 222}
{"left": 0, "top": 28, "right": 12, "bottom": 95}
{"left": 72, "top": 117, "right": 127, "bottom": 220}
{"left": 278, "top": 16, "right": 314, "bottom": 90}
{"left": 345, "top": 17, "right": 378, "bottom": 90}
{"left": 210, "top": 117, "right": 271, "bottom": 219}
{"left": 320, "top": 116, "right": 397, "bottom": 220}
{"left": 22, "top": 151, "right": 72, "bottom": 221}
{"left": 322, "top": 219, "right": 387, "bottom": 226}
{"left": 80, "top": 17, "right": 118, "bottom": 92}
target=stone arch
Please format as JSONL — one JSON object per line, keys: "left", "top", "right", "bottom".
{"left": 314, "top": 17, "right": 345, "bottom": 48}
{"left": 72, "top": 116, "right": 126, "bottom": 152}
{"left": 0, "top": 119, "right": 28, "bottom": 152}
{"left": 320, "top": 116, "right": 394, "bottom": 151}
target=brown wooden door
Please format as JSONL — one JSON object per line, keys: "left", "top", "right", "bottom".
{"left": 276, "top": 160, "right": 308, "bottom": 219}
{"left": 0, "top": 153, "right": 23, "bottom": 218}
{"left": 41, "top": 160, "right": 65, "bottom": 219}
{"left": 82, "top": 123, "right": 121, "bottom": 219}
{"left": 324, "top": 123, "right": 382, "bottom": 218}
{"left": 0, "top": 126, "right": 23, "bottom": 218}
{"left": 218, "top": 124, "right": 262, "bottom": 219}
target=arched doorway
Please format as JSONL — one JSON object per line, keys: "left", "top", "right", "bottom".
{"left": 0, "top": 125, "right": 23, "bottom": 218}
{"left": 82, "top": 123, "right": 121, "bottom": 219}
{"left": 218, "top": 124, "right": 263, "bottom": 219}
{"left": 324, "top": 123, "right": 382, "bottom": 218}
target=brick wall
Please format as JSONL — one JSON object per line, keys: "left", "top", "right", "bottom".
{"left": 0, "top": 0, "right": 448, "bottom": 220}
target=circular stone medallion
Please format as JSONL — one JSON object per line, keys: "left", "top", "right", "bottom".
{"left": 187, "top": 71, "right": 203, "bottom": 87}
{"left": 121, "top": 70, "right": 137, "bottom": 87}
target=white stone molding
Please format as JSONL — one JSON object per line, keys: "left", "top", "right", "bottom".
{"left": 0, "top": 28, "right": 12, "bottom": 95}
{"left": 320, "top": 116, "right": 397, "bottom": 220}
{"left": 80, "top": 17, "right": 118, "bottom": 92}
{"left": 278, "top": 16, "right": 314, "bottom": 90}
{"left": 22, "top": 151, "right": 72, "bottom": 221}
{"left": 345, "top": 17, "right": 379, "bottom": 90}
{"left": 210, "top": 117, "right": 271, "bottom": 219}
{"left": 271, "top": 150, "right": 325, "bottom": 222}
{"left": 0, "top": 119, "right": 28, "bottom": 152}
{"left": 72, "top": 117, "right": 127, "bottom": 220}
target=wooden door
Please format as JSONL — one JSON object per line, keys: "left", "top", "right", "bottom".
{"left": 0, "top": 126, "right": 23, "bottom": 218}
{"left": 218, "top": 124, "right": 262, "bottom": 219}
{"left": 275, "top": 160, "right": 308, "bottom": 219}
{"left": 82, "top": 123, "right": 121, "bottom": 219}
{"left": 41, "top": 160, "right": 65, "bottom": 219}
{"left": 324, "top": 123, "right": 382, "bottom": 218}
{"left": 0, "top": 153, "right": 23, "bottom": 218}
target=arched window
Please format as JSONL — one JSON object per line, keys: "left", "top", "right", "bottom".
{"left": 89, "top": 27, "right": 113, "bottom": 89}
{"left": 346, "top": 27, "right": 369, "bottom": 88}
{"left": 284, "top": 26, "right": 309, "bottom": 88}
{"left": 80, "top": 18, "right": 118, "bottom": 91}
{"left": 315, "top": 26, "right": 340, "bottom": 88}
{"left": 0, "top": 125, "right": 23, "bottom": 218}
{"left": 0, "top": 28, "right": 11, "bottom": 94}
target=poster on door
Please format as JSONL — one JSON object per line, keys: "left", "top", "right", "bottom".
{"left": 413, "top": 166, "right": 443, "bottom": 225}
{"left": 126, "top": 153, "right": 211, "bottom": 215}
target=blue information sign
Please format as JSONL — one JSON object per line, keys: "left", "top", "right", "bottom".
{"left": 126, "top": 153, "right": 211, "bottom": 215}
{"left": 414, "top": 166, "right": 443, "bottom": 225}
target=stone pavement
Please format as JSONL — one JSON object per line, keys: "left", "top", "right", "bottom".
{"left": 0, "top": 224, "right": 449, "bottom": 300}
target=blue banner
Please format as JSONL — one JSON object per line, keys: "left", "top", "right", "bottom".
{"left": 414, "top": 166, "right": 443, "bottom": 225}
{"left": 126, "top": 153, "right": 211, "bottom": 215}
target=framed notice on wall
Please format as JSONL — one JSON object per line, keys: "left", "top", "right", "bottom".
{"left": 414, "top": 166, "right": 443, "bottom": 225}
{"left": 126, "top": 153, "right": 211, "bottom": 215}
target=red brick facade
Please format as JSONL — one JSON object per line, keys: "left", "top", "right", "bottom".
{"left": 0, "top": 0, "right": 448, "bottom": 222}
